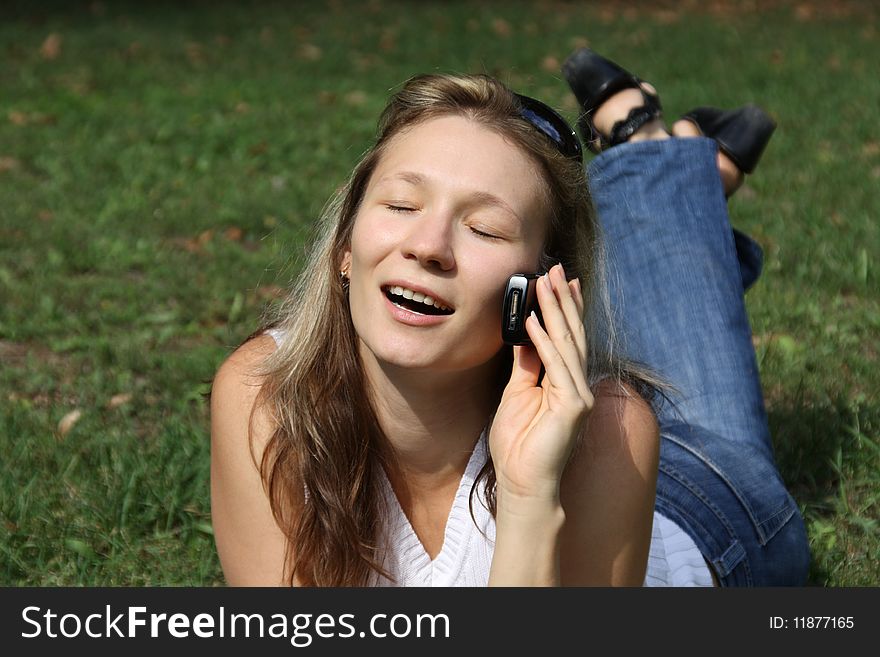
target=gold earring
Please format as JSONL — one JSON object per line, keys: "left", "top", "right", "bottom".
{"left": 339, "top": 269, "right": 350, "bottom": 291}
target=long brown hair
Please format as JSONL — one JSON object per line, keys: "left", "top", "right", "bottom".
{"left": 249, "top": 73, "right": 668, "bottom": 586}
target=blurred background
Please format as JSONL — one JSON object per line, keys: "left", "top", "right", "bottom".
{"left": 1, "top": 0, "right": 877, "bottom": 585}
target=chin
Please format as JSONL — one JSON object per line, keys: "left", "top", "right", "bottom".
{"left": 362, "top": 332, "right": 504, "bottom": 375}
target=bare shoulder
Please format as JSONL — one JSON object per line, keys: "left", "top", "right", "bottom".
{"left": 211, "top": 333, "right": 278, "bottom": 440}
{"left": 210, "top": 333, "right": 289, "bottom": 586}
{"left": 212, "top": 334, "right": 277, "bottom": 406}
{"left": 583, "top": 378, "right": 660, "bottom": 461}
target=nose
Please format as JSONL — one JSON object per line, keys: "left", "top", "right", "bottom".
{"left": 399, "top": 210, "right": 456, "bottom": 271}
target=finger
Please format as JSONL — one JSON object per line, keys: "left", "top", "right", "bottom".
{"left": 568, "top": 277, "right": 590, "bottom": 379}
{"left": 505, "top": 343, "right": 543, "bottom": 393}
{"left": 525, "top": 311, "right": 581, "bottom": 410}
{"left": 550, "top": 265, "right": 588, "bottom": 364}
{"left": 536, "top": 267, "right": 590, "bottom": 401}
{"left": 568, "top": 278, "right": 585, "bottom": 321}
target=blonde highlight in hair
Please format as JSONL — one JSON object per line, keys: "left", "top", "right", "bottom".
{"left": 245, "top": 73, "right": 669, "bottom": 586}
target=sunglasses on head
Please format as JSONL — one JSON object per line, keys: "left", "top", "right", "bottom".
{"left": 514, "top": 93, "right": 583, "bottom": 163}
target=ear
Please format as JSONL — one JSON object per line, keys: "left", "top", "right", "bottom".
{"left": 339, "top": 250, "right": 352, "bottom": 273}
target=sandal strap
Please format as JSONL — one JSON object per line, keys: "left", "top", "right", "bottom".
{"left": 582, "top": 81, "right": 663, "bottom": 154}
{"left": 609, "top": 94, "right": 663, "bottom": 147}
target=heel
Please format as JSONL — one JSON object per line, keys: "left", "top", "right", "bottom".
{"left": 562, "top": 48, "right": 663, "bottom": 153}
{"left": 680, "top": 105, "right": 776, "bottom": 174}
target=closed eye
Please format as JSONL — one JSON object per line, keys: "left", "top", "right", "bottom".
{"left": 470, "top": 226, "right": 503, "bottom": 240}
{"left": 385, "top": 204, "right": 416, "bottom": 213}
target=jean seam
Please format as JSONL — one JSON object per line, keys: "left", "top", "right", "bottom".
{"left": 657, "top": 463, "right": 751, "bottom": 581}
{"left": 662, "top": 430, "right": 792, "bottom": 545}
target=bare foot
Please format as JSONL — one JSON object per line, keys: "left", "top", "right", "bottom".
{"left": 591, "top": 83, "right": 669, "bottom": 145}
{"left": 672, "top": 119, "right": 744, "bottom": 197}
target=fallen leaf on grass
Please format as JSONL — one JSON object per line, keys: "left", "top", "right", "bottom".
{"left": 223, "top": 226, "right": 243, "bottom": 241}
{"left": 299, "top": 43, "right": 322, "bottom": 61}
{"left": 7, "top": 110, "right": 57, "bottom": 126}
{"left": 318, "top": 90, "right": 337, "bottom": 106}
{"left": 40, "top": 33, "right": 62, "bottom": 60}
{"left": 107, "top": 393, "right": 133, "bottom": 409}
{"left": 541, "top": 56, "right": 559, "bottom": 73}
{"left": 8, "top": 111, "right": 28, "bottom": 126}
{"left": 379, "top": 29, "right": 397, "bottom": 52}
{"left": 58, "top": 409, "right": 82, "bottom": 437}
{"left": 168, "top": 229, "right": 214, "bottom": 253}
{"left": 861, "top": 142, "right": 880, "bottom": 157}
{"left": 185, "top": 42, "right": 205, "bottom": 65}
{"left": 345, "top": 90, "right": 368, "bottom": 106}
{"left": 491, "top": 18, "right": 512, "bottom": 37}
{"left": 794, "top": 4, "right": 815, "bottom": 21}
{"left": 248, "top": 141, "right": 268, "bottom": 156}
{"left": 0, "top": 156, "right": 21, "bottom": 172}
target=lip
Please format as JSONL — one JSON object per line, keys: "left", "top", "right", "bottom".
{"left": 380, "top": 279, "right": 454, "bottom": 327}
{"left": 383, "top": 294, "right": 452, "bottom": 326}
{"left": 380, "top": 279, "right": 455, "bottom": 311}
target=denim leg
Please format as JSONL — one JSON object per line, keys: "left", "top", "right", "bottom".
{"left": 733, "top": 227, "right": 764, "bottom": 293}
{"left": 588, "top": 137, "right": 773, "bottom": 461}
{"left": 588, "top": 138, "right": 809, "bottom": 585}
{"left": 656, "top": 424, "right": 810, "bottom": 586}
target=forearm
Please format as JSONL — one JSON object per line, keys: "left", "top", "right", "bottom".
{"left": 488, "top": 494, "right": 566, "bottom": 587}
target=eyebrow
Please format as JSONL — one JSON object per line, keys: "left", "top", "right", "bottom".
{"left": 376, "top": 171, "right": 523, "bottom": 224}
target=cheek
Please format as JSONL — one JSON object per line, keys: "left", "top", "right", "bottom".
{"left": 349, "top": 212, "right": 401, "bottom": 271}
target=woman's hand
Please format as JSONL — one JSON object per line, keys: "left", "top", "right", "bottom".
{"left": 489, "top": 263, "right": 594, "bottom": 504}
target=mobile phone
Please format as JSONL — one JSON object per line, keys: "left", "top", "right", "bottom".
{"left": 502, "top": 273, "right": 544, "bottom": 345}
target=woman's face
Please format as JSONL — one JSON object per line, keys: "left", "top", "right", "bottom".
{"left": 344, "top": 115, "right": 549, "bottom": 374}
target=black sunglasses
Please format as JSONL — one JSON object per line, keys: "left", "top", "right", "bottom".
{"left": 514, "top": 93, "right": 583, "bottom": 163}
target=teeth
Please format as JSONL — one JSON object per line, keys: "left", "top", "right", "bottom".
{"left": 386, "top": 286, "right": 451, "bottom": 311}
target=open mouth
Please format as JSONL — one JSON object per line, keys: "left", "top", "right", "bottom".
{"left": 383, "top": 285, "right": 454, "bottom": 316}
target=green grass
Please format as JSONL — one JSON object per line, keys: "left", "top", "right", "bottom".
{"left": 1, "top": 0, "right": 877, "bottom": 585}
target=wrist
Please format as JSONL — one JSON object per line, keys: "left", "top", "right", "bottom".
{"left": 495, "top": 479, "right": 562, "bottom": 512}
{"left": 495, "top": 492, "right": 565, "bottom": 530}
{"left": 490, "top": 499, "right": 566, "bottom": 587}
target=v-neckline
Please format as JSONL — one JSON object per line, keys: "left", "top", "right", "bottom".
{"left": 380, "top": 435, "right": 487, "bottom": 569}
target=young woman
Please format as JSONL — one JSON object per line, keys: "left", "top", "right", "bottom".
{"left": 210, "top": 50, "right": 810, "bottom": 586}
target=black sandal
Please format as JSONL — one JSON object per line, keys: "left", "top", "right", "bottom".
{"left": 679, "top": 105, "right": 776, "bottom": 174}
{"left": 562, "top": 48, "right": 663, "bottom": 153}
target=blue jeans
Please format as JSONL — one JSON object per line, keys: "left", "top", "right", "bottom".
{"left": 588, "top": 138, "right": 810, "bottom": 586}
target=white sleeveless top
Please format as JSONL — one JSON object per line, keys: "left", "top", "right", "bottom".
{"left": 265, "top": 328, "right": 713, "bottom": 587}
{"left": 368, "top": 433, "right": 712, "bottom": 587}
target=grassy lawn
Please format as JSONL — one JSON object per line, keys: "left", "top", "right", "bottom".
{"left": 1, "top": 0, "right": 877, "bottom": 586}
